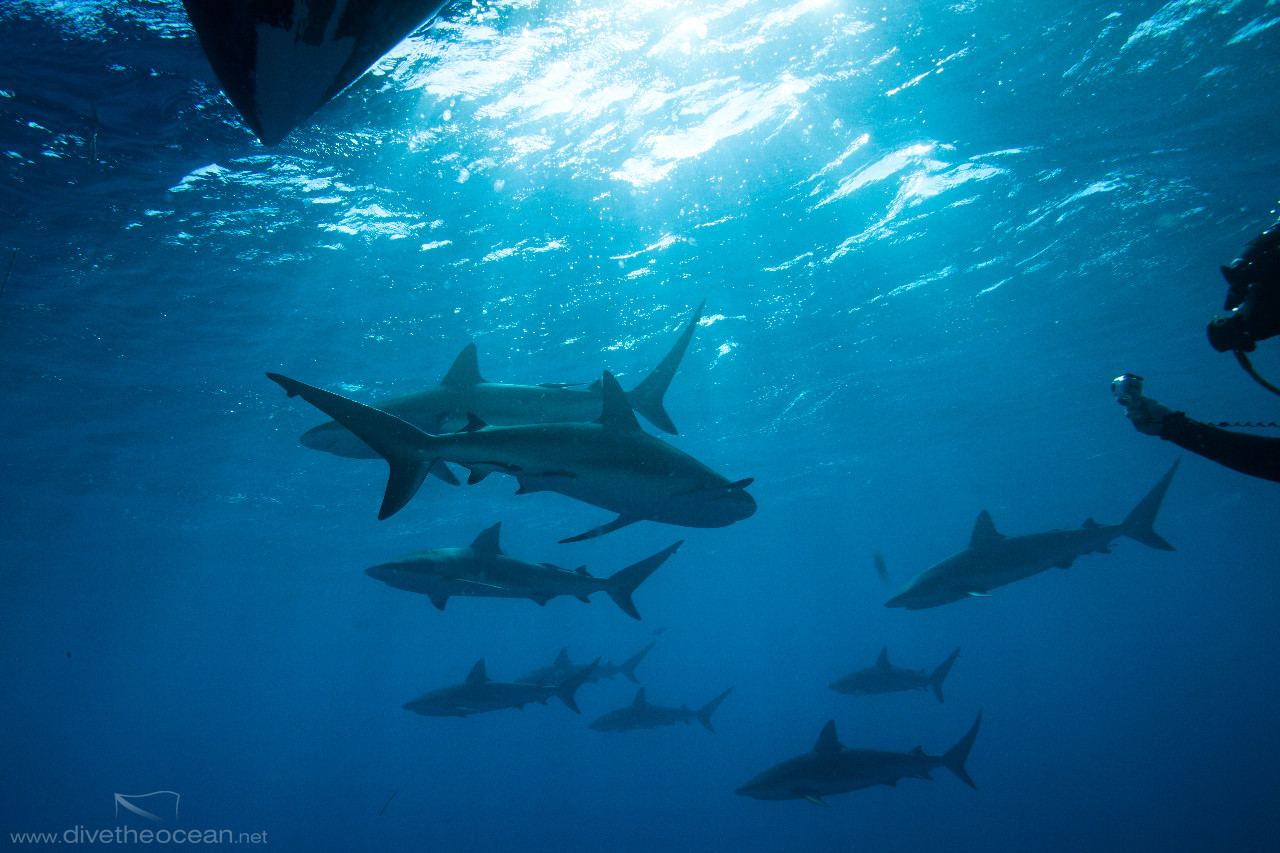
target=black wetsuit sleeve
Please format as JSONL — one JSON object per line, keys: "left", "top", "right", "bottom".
{"left": 1159, "top": 411, "right": 1280, "bottom": 482}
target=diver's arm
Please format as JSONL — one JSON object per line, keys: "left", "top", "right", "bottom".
{"left": 1158, "top": 411, "right": 1280, "bottom": 483}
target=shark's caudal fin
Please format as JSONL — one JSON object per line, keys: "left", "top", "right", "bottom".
{"left": 267, "top": 374, "right": 442, "bottom": 520}
{"left": 942, "top": 710, "right": 982, "bottom": 790}
{"left": 1120, "top": 459, "right": 1180, "bottom": 551}
{"left": 617, "top": 642, "right": 656, "bottom": 683}
{"left": 928, "top": 648, "right": 962, "bottom": 703}
{"left": 626, "top": 300, "right": 705, "bottom": 435}
{"left": 555, "top": 659, "right": 600, "bottom": 714}
{"left": 604, "top": 542, "right": 682, "bottom": 620}
{"left": 695, "top": 687, "right": 733, "bottom": 733}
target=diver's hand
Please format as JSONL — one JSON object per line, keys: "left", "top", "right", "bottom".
{"left": 1122, "top": 395, "right": 1173, "bottom": 436}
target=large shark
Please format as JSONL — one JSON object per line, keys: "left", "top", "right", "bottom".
{"left": 402, "top": 658, "right": 599, "bottom": 717}
{"left": 735, "top": 712, "right": 982, "bottom": 806}
{"left": 365, "top": 522, "right": 680, "bottom": 619}
{"left": 588, "top": 686, "right": 733, "bottom": 734}
{"left": 266, "top": 370, "right": 756, "bottom": 542}
{"left": 516, "top": 643, "right": 656, "bottom": 687}
{"left": 829, "top": 647, "right": 961, "bottom": 703}
{"left": 885, "top": 461, "right": 1179, "bottom": 610}
{"left": 300, "top": 301, "right": 705, "bottom": 459}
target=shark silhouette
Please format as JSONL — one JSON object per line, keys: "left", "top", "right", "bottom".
{"left": 403, "top": 658, "right": 599, "bottom": 717}
{"left": 365, "top": 522, "right": 679, "bottom": 619}
{"left": 885, "top": 461, "right": 1179, "bottom": 610}
{"left": 588, "top": 687, "right": 733, "bottom": 734}
{"left": 300, "top": 301, "right": 705, "bottom": 458}
{"left": 266, "top": 370, "right": 755, "bottom": 542}
{"left": 829, "top": 647, "right": 961, "bottom": 702}
{"left": 736, "top": 712, "right": 982, "bottom": 806}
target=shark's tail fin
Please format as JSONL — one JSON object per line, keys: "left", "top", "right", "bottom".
{"left": 604, "top": 541, "right": 682, "bottom": 620}
{"left": 556, "top": 659, "right": 599, "bottom": 714}
{"left": 695, "top": 687, "right": 733, "bottom": 733}
{"left": 942, "top": 710, "right": 982, "bottom": 790}
{"left": 1120, "top": 459, "right": 1179, "bottom": 551}
{"left": 267, "top": 374, "right": 443, "bottom": 520}
{"left": 616, "top": 642, "right": 656, "bottom": 683}
{"left": 626, "top": 300, "right": 704, "bottom": 435}
{"left": 928, "top": 648, "right": 961, "bottom": 703}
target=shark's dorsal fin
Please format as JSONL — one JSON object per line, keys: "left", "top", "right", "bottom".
{"left": 632, "top": 687, "right": 648, "bottom": 707}
{"left": 466, "top": 659, "right": 489, "bottom": 684}
{"left": 910, "top": 746, "right": 925, "bottom": 755}
{"left": 875, "top": 647, "right": 891, "bottom": 669}
{"left": 574, "top": 565, "right": 589, "bottom": 576}
{"left": 470, "top": 522, "right": 503, "bottom": 556}
{"left": 595, "top": 371, "right": 642, "bottom": 432}
{"left": 554, "top": 648, "right": 571, "bottom": 667}
{"left": 814, "top": 720, "right": 844, "bottom": 754}
{"left": 969, "top": 511, "right": 1005, "bottom": 549}
{"left": 441, "top": 344, "right": 487, "bottom": 387}
{"left": 1082, "top": 517, "right": 1100, "bottom": 529}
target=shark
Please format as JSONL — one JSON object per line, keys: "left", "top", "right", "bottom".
{"left": 364, "top": 522, "right": 680, "bottom": 619}
{"left": 300, "top": 301, "right": 705, "bottom": 459}
{"left": 829, "top": 647, "right": 961, "bottom": 703}
{"left": 516, "top": 643, "right": 656, "bottom": 687}
{"left": 402, "top": 658, "right": 599, "bottom": 717}
{"left": 735, "top": 712, "right": 982, "bottom": 806}
{"left": 588, "top": 686, "right": 733, "bottom": 734}
{"left": 885, "top": 460, "right": 1179, "bottom": 610}
{"left": 265, "top": 370, "right": 756, "bottom": 542}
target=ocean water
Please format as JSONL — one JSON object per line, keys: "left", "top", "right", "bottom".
{"left": 3, "top": 0, "right": 1280, "bottom": 850}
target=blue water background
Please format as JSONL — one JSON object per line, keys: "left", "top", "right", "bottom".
{"left": 3, "top": 0, "right": 1280, "bottom": 850}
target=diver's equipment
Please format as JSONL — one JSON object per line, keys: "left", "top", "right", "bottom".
{"left": 1210, "top": 222, "right": 1280, "bottom": 394}
{"left": 1111, "top": 373, "right": 1144, "bottom": 407}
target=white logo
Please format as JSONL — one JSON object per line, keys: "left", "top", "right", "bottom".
{"left": 113, "top": 791, "right": 180, "bottom": 823}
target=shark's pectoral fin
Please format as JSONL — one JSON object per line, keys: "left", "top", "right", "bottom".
{"left": 559, "top": 515, "right": 640, "bottom": 544}
{"left": 801, "top": 792, "right": 830, "bottom": 807}
{"left": 428, "top": 591, "right": 449, "bottom": 611}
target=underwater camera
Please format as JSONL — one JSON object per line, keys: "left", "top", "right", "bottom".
{"left": 1111, "top": 373, "right": 1144, "bottom": 407}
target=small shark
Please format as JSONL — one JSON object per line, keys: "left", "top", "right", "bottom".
{"left": 300, "top": 301, "right": 705, "bottom": 459}
{"left": 588, "top": 686, "right": 733, "bottom": 734}
{"left": 735, "top": 712, "right": 982, "bottom": 806}
{"left": 829, "top": 647, "right": 961, "bottom": 703}
{"left": 266, "top": 370, "right": 756, "bottom": 542}
{"left": 516, "top": 643, "right": 656, "bottom": 687}
{"left": 885, "top": 461, "right": 1179, "bottom": 610}
{"left": 365, "top": 523, "right": 679, "bottom": 619}
{"left": 403, "top": 658, "right": 599, "bottom": 717}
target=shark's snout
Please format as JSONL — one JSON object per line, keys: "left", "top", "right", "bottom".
{"left": 365, "top": 565, "right": 395, "bottom": 582}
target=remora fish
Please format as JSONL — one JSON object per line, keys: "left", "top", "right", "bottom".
{"left": 588, "top": 687, "right": 733, "bottom": 734}
{"left": 265, "top": 370, "right": 756, "bottom": 543}
{"left": 829, "top": 647, "right": 961, "bottom": 703}
{"left": 885, "top": 461, "right": 1179, "bottom": 610}
{"left": 516, "top": 643, "right": 656, "bottom": 687}
{"left": 301, "top": 301, "right": 705, "bottom": 459}
{"left": 403, "top": 658, "right": 599, "bottom": 717}
{"left": 735, "top": 712, "right": 982, "bottom": 806}
{"left": 365, "top": 522, "right": 680, "bottom": 620}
